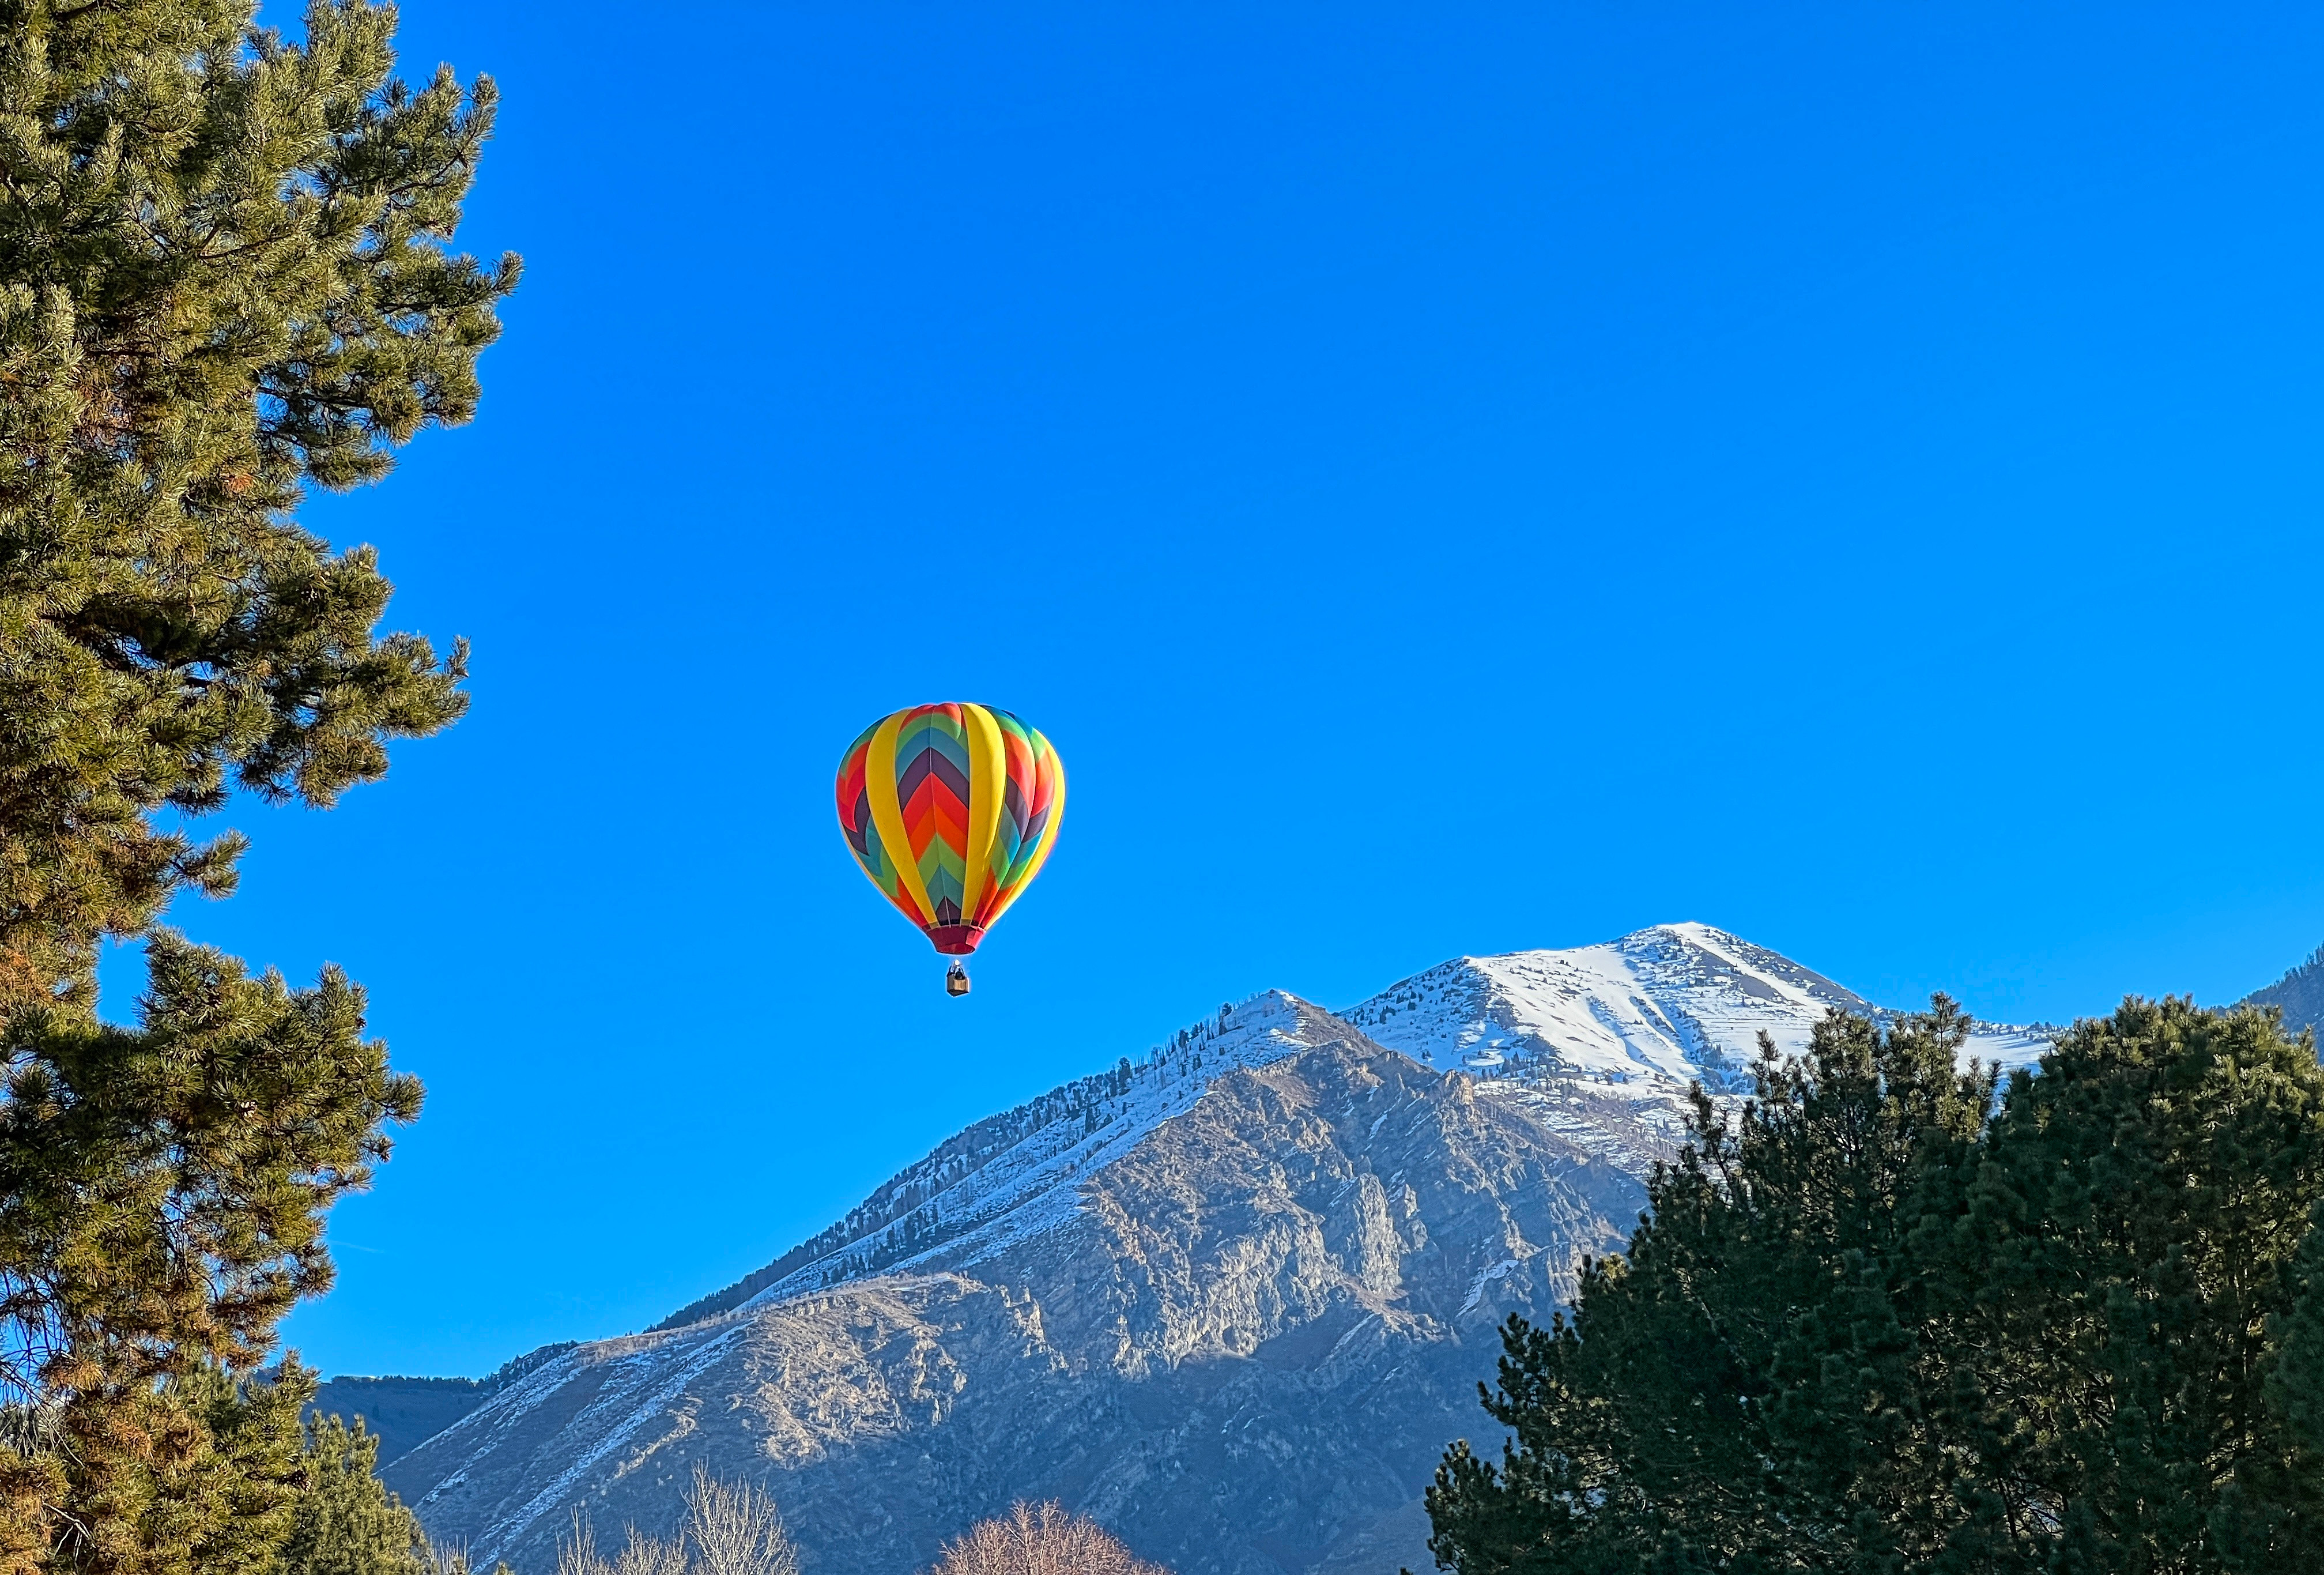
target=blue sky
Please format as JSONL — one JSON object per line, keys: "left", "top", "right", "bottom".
{"left": 126, "top": 2, "right": 2324, "bottom": 1377}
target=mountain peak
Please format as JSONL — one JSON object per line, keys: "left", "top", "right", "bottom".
{"left": 650, "top": 930, "right": 2044, "bottom": 1340}
{"left": 382, "top": 926, "right": 2051, "bottom": 1575}
{"left": 1342, "top": 924, "right": 2042, "bottom": 1098}
{"left": 393, "top": 1005, "right": 1648, "bottom": 1573}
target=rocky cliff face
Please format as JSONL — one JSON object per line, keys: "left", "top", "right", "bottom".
{"left": 391, "top": 999, "right": 1657, "bottom": 1573}
{"left": 387, "top": 926, "right": 2043, "bottom": 1575}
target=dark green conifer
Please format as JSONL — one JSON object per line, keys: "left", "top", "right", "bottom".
{"left": 145, "top": 1361, "right": 315, "bottom": 1575}
{"left": 1421, "top": 1000, "right": 1988, "bottom": 1574}
{"left": 1916, "top": 998, "right": 2324, "bottom": 1573}
{"left": 0, "top": 940, "right": 420, "bottom": 1572}
{"left": 278, "top": 1411, "right": 428, "bottom": 1575}
{"left": 0, "top": 0, "right": 512, "bottom": 1566}
{"left": 0, "top": 0, "right": 514, "bottom": 1012}
{"left": 1422, "top": 997, "right": 2324, "bottom": 1575}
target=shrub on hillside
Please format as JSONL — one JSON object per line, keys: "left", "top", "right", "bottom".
{"left": 929, "top": 1501, "right": 1167, "bottom": 1575}
{"left": 554, "top": 1468, "right": 797, "bottom": 1575}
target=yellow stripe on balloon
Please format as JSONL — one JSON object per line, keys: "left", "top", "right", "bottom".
{"left": 984, "top": 735, "right": 1065, "bottom": 929}
{"left": 865, "top": 712, "right": 938, "bottom": 929}
{"left": 959, "top": 703, "right": 1008, "bottom": 922}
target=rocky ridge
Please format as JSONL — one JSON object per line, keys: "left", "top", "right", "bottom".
{"left": 2243, "top": 943, "right": 2324, "bottom": 1038}
{"left": 386, "top": 925, "right": 2046, "bottom": 1575}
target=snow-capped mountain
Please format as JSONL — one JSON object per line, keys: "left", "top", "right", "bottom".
{"left": 642, "top": 992, "right": 1339, "bottom": 1332}
{"left": 385, "top": 926, "right": 2048, "bottom": 1575}
{"left": 1344, "top": 921, "right": 2048, "bottom": 1097}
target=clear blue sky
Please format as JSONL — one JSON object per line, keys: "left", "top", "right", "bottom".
{"left": 120, "top": 2, "right": 2324, "bottom": 1377}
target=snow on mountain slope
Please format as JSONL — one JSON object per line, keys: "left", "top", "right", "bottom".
{"left": 642, "top": 925, "right": 2044, "bottom": 1339}
{"left": 1343, "top": 922, "right": 2048, "bottom": 1101}
{"left": 388, "top": 926, "right": 2061, "bottom": 1575}
{"left": 394, "top": 1004, "right": 1654, "bottom": 1575}
{"left": 648, "top": 992, "right": 1340, "bottom": 1333}
{"left": 730, "top": 991, "right": 1327, "bottom": 1310}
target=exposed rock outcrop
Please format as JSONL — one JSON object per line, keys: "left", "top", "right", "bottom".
{"left": 391, "top": 1004, "right": 1651, "bottom": 1574}
{"left": 390, "top": 927, "right": 2047, "bottom": 1574}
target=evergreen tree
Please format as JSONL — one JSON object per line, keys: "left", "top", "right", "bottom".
{"left": 2251, "top": 1200, "right": 2324, "bottom": 1565}
{"left": 0, "top": 940, "right": 420, "bottom": 1572}
{"left": 1421, "top": 998, "right": 2324, "bottom": 1575}
{"left": 0, "top": 0, "right": 512, "bottom": 1566}
{"left": 1913, "top": 998, "right": 2324, "bottom": 1573}
{"left": 0, "top": 0, "right": 514, "bottom": 1011}
{"left": 1421, "top": 1001, "right": 1988, "bottom": 1575}
{"left": 277, "top": 1411, "right": 428, "bottom": 1575}
{"left": 136, "top": 1360, "right": 314, "bottom": 1575}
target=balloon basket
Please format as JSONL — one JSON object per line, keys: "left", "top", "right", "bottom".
{"left": 945, "top": 963, "right": 972, "bottom": 998}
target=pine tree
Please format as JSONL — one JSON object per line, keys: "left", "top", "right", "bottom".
{"left": 1912, "top": 998, "right": 2324, "bottom": 1573}
{"left": 2248, "top": 1200, "right": 2324, "bottom": 1566}
{"left": 277, "top": 1411, "right": 428, "bottom": 1575}
{"left": 0, "top": 0, "right": 513, "bottom": 1012}
{"left": 1420, "top": 997, "right": 2324, "bottom": 1575}
{"left": 133, "top": 1360, "right": 314, "bottom": 1575}
{"left": 0, "top": 940, "right": 421, "bottom": 1572}
{"left": 0, "top": 0, "right": 512, "bottom": 1568}
{"left": 9, "top": 1358, "right": 323, "bottom": 1575}
{"left": 1420, "top": 1000, "right": 1989, "bottom": 1574}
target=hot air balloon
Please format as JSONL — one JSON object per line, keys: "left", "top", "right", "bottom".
{"left": 835, "top": 703, "right": 1065, "bottom": 995}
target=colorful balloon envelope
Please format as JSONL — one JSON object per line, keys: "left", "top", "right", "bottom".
{"left": 835, "top": 703, "right": 1066, "bottom": 960}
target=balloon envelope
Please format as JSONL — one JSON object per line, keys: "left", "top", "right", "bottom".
{"left": 835, "top": 703, "right": 1066, "bottom": 956}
